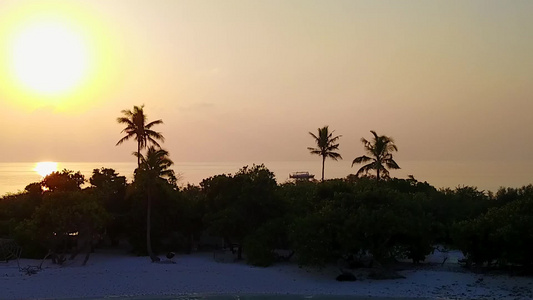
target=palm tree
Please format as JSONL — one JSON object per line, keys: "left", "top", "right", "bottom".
{"left": 308, "top": 126, "right": 342, "bottom": 181}
{"left": 116, "top": 105, "right": 165, "bottom": 167}
{"left": 352, "top": 130, "right": 400, "bottom": 181}
{"left": 134, "top": 146, "right": 176, "bottom": 262}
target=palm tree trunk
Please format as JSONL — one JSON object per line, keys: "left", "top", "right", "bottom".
{"left": 137, "top": 141, "right": 141, "bottom": 168}
{"left": 376, "top": 165, "right": 380, "bottom": 182}
{"left": 321, "top": 155, "right": 325, "bottom": 181}
{"left": 146, "top": 188, "right": 156, "bottom": 262}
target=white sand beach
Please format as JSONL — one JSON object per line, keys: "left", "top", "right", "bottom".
{"left": 1, "top": 250, "right": 532, "bottom": 300}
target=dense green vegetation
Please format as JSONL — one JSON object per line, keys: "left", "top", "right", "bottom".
{"left": 2, "top": 167, "right": 532, "bottom": 270}
{"left": 1, "top": 106, "right": 531, "bottom": 272}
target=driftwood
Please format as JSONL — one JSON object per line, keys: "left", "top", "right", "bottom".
{"left": 19, "top": 249, "right": 54, "bottom": 276}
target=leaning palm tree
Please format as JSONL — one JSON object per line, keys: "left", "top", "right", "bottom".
{"left": 352, "top": 130, "right": 400, "bottom": 181}
{"left": 116, "top": 105, "right": 165, "bottom": 168}
{"left": 308, "top": 126, "right": 342, "bottom": 181}
{"left": 134, "top": 146, "right": 176, "bottom": 262}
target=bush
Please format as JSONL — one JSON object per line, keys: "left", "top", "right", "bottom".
{"left": 244, "top": 219, "right": 288, "bottom": 267}
{"left": 453, "top": 194, "right": 533, "bottom": 267}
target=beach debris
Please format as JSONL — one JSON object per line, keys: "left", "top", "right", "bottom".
{"left": 20, "top": 265, "right": 41, "bottom": 276}
{"left": 153, "top": 252, "right": 177, "bottom": 264}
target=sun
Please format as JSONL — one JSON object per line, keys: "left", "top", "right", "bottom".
{"left": 0, "top": 1, "right": 122, "bottom": 111}
{"left": 10, "top": 20, "right": 89, "bottom": 95}
{"left": 34, "top": 162, "right": 58, "bottom": 178}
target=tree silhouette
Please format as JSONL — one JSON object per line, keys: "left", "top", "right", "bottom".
{"left": 116, "top": 105, "right": 164, "bottom": 168}
{"left": 41, "top": 170, "right": 85, "bottom": 192}
{"left": 134, "top": 146, "right": 176, "bottom": 262}
{"left": 352, "top": 130, "right": 400, "bottom": 181}
{"left": 308, "top": 126, "right": 342, "bottom": 181}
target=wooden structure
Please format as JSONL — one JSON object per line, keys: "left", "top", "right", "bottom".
{"left": 289, "top": 171, "right": 315, "bottom": 180}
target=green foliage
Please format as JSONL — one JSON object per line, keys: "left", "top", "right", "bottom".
{"left": 289, "top": 206, "right": 340, "bottom": 267}
{"left": 124, "top": 183, "right": 178, "bottom": 255}
{"left": 135, "top": 147, "right": 176, "bottom": 188}
{"left": 14, "top": 191, "right": 108, "bottom": 258}
{"left": 0, "top": 188, "right": 43, "bottom": 238}
{"left": 89, "top": 168, "right": 128, "bottom": 245}
{"left": 494, "top": 185, "right": 533, "bottom": 206}
{"left": 42, "top": 170, "right": 85, "bottom": 192}
{"left": 430, "top": 186, "right": 492, "bottom": 244}
{"left": 4, "top": 158, "right": 533, "bottom": 271}
{"left": 244, "top": 219, "right": 287, "bottom": 267}
{"left": 286, "top": 180, "right": 435, "bottom": 266}
{"left": 202, "top": 164, "right": 280, "bottom": 248}
{"left": 175, "top": 185, "right": 207, "bottom": 253}
{"left": 453, "top": 191, "right": 533, "bottom": 267}
{"left": 133, "top": 146, "right": 176, "bottom": 260}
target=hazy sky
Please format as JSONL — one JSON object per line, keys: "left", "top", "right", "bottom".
{"left": 1, "top": 0, "right": 532, "bottom": 167}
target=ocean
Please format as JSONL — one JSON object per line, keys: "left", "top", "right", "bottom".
{"left": 1, "top": 160, "right": 532, "bottom": 196}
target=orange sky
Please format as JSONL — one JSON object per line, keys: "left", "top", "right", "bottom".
{"left": 1, "top": 0, "right": 532, "bottom": 168}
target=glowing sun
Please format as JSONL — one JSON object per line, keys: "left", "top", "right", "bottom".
{"left": 34, "top": 162, "right": 58, "bottom": 177}
{"left": 10, "top": 21, "right": 89, "bottom": 95}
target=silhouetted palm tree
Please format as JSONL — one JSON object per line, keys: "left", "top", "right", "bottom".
{"left": 308, "top": 126, "right": 342, "bottom": 181}
{"left": 352, "top": 130, "right": 400, "bottom": 181}
{"left": 134, "top": 146, "right": 176, "bottom": 262}
{"left": 116, "top": 105, "right": 164, "bottom": 168}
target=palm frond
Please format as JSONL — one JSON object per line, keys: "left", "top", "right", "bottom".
{"left": 327, "top": 152, "right": 342, "bottom": 161}
{"left": 146, "top": 119, "right": 164, "bottom": 129}
{"left": 116, "top": 134, "right": 134, "bottom": 146}
{"left": 116, "top": 105, "right": 165, "bottom": 154}
{"left": 146, "top": 130, "right": 165, "bottom": 143}
{"left": 379, "top": 169, "right": 391, "bottom": 180}
{"left": 308, "top": 148, "right": 322, "bottom": 156}
{"left": 352, "top": 155, "right": 372, "bottom": 166}
{"left": 120, "top": 109, "right": 133, "bottom": 117}
{"left": 385, "top": 159, "right": 400, "bottom": 170}
{"left": 355, "top": 163, "right": 374, "bottom": 177}
{"left": 132, "top": 151, "right": 145, "bottom": 162}
{"left": 116, "top": 117, "right": 134, "bottom": 125}
{"left": 353, "top": 130, "right": 400, "bottom": 181}
{"left": 308, "top": 126, "right": 342, "bottom": 158}
{"left": 308, "top": 132, "right": 319, "bottom": 141}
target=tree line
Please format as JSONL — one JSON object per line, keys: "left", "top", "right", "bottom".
{"left": 0, "top": 105, "right": 532, "bottom": 272}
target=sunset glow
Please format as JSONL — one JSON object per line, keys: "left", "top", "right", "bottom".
{"left": 0, "top": 0, "right": 531, "bottom": 190}
{"left": 33, "top": 162, "right": 58, "bottom": 177}
{"left": 0, "top": 1, "right": 121, "bottom": 111}
{"left": 10, "top": 21, "right": 89, "bottom": 95}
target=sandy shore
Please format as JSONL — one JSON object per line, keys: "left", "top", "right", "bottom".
{"left": 1, "top": 250, "right": 532, "bottom": 300}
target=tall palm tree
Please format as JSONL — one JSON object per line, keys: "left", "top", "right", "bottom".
{"left": 116, "top": 105, "right": 165, "bottom": 167}
{"left": 352, "top": 130, "right": 400, "bottom": 181}
{"left": 308, "top": 126, "right": 342, "bottom": 181}
{"left": 134, "top": 146, "right": 176, "bottom": 262}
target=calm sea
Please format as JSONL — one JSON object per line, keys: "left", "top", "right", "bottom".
{"left": 1, "top": 160, "right": 532, "bottom": 196}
